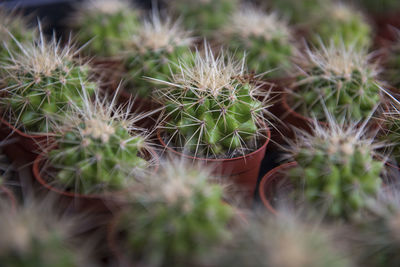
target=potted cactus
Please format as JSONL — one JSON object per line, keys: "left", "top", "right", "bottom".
{"left": 220, "top": 5, "right": 296, "bottom": 78}
{"left": 0, "top": 32, "right": 96, "bottom": 160}
{"left": 260, "top": 118, "right": 384, "bottom": 220}
{"left": 282, "top": 42, "right": 382, "bottom": 132}
{"left": 168, "top": 0, "right": 238, "bottom": 37}
{"left": 33, "top": 89, "right": 159, "bottom": 212}
{"left": 154, "top": 44, "right": 272, "bottom": 196}
{"left": 108, "top": 160, "right": 234, "bottom": 267}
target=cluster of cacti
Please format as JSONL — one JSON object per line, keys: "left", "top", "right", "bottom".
{"left": 155, "top": 45, "right": 271, "bottom": 158}
{"left": 221, "top": 6, "right": 295, "bottom": 77}
{"left": 122, "top": 11, "right": 193, "bottom": 97}
{"left": 46, "top": 91, "right": 151, "bottom": 194}
{"left": 168, "top": 0, "right": 238, "bottom": 36}
{"left": 291, "top": 43, "right": 381, "bottom": 122}
{"left": 71, "top": 0, "right": 140, "bottom": 57}
{"left": 312, "top": 3, "right": 372, "bottom": 50}
{"left": 116, "top": 160, "right": 233, "bottom": 266}
{"left": 287, "top": 118, "right": 383, "bottom": 219}
{"left": 0, "top": 33, "right": 96, "bottom": 133}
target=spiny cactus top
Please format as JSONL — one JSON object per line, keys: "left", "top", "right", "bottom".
{"left": 46, "top": 91, "right": 153, "bottom": 194}
{"left": 155, "top": 45, "right": 271, "bottom": 158}
{"left": 0, "top": 33, "right": 96, "bottom": 134}
{"left": 168, "top": 0, "right": 238, "bottom": 36}
{"left": 116, "top": 160, "right": 233, "bottom": 267}
{"left": 312, "top": 3, "right": 372, "bottom": 50}
{"left": 384, "top": 31, "right": 400, "bottom": 89}
{"left": 286, "top": 118, "right": 383, "bottom": 219}
{"left": 221, "top": 6, "right": 295, "bottom": 77}
{"left": 71, "top": 0, "right": 140, "bottom": 57}
{"left": 0, "top": 8, "right": 36, "bottom": 63}
{"left": 122, "top": 11, "right": 193, "bottom": 97}
{"left": 290, "top": 43, "right": 381, "bottom": 122}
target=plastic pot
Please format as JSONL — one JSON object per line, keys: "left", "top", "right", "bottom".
{"left": 0, "top": 185, "right": 17, "bottom": 211}
{"left": 32, "top": 147, "right": 159, "bottom": 214}
{"left": 157, "top": 127, "right": 271, "bottom": 197}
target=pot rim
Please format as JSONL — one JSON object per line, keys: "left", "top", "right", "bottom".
{"left": 0, "top": 116, "right": 54, "bottom": 140}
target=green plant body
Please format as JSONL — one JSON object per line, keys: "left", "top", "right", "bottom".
{"left": 71, "top": 0, "right": 140, "bottom": 57}
{"left": 0, "top": 34, "right": 96, "bottom": 133}
{"left": 291, "top": 43, "right": 381, "bottom": 122}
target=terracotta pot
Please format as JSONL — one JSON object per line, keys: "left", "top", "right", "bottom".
{"left": 259, "top": 162, "right": 297, "bottom": 215}
{"left": 0, "top": 185, "right": 17, "bottom": 211}
{"left": 0, "top": 117, "right": 53, "bottom": 163}
{"left": 32, "top": 147, "right": 159, "bottom": 214}
{"left": 157, "top": 127, "right": 271, "bottom": 197}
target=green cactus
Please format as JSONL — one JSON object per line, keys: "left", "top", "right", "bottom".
{"left": 71, "top": 0, "right": 140, "bottom": 57}
{"left": 311, "top": 3, "right": 372, "bottom": 50}
{"left": 0, "top": 33, "right": 96, "bottom": 134}
{"left": 168, "top": 0, "right": 238, "bottom": 37}
{"left": 47, "top": 91, "right": 152, "bottom": 194}
{"left": 116, "top": 160, "right": 233, "bottom": 267}
{"left": 291, "top": 43, "right": 381, "bottom": 122}
{"left": 122, "top": 12, "right": 193, "bottom": 98}
{"left": 0, "top": 203, "right": 90, "bottom": 267}
{"left": 154, "top": 44, "right": 271, "bottom": 158}
{"left": 287, "top": 118, "right": 383, "bottom": 219}
{"left": 221, "top": 6, "right": 295, "bottom": 77}
{"left": 384, "top": 32, "right": 400, "bottom": 89}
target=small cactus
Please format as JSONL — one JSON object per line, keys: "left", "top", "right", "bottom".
{"left": 168, "top": 0, "right": 238, "bottom": 37}
{"left": 0, "top": 32, "right": 96, "bottom": 134}
{"left": 311, "top": 3, "right": 372, "bottom": 50}
{"left": 290, "top": 43, "right": 381, "bottom": 122}
{"left": 154, "top": 44, "right": 272, "bottom": 158}
{"left": 286, "top": 117, "right": 384, "bottom": 219}
{"left": 221, "top": 6, "right": 295, "bottom": 77}
{"left": 383, "top": 30, "right": 400, "bottom": 89}
{"left": 122, "top": 11, "right": 194, "bottom": 97}
{"left": 70, "top": 0, "right": 140, "bottom": 57}
{"left": 116, "top": 160, "right": 233, "bottom": 267}
{"left": 46, "top": 89, "right": 154, "bottom": 194}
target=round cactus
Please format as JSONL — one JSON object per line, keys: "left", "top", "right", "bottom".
{"left": 168, "top": 0, "right": 238, "bottom": 37}
{"left": 290, "top": 43, "right": 381, "bottom": 122}
{"left": 116, "top": 160, "right": 233, "bottom": 267}
{"left": 221, "top": 6, "right": 295, "bottom": 77}
{"left": 287, "top": 118, "right": 383, "bottom": 219}
{"left": 383, "top": 31, "right": 400, "bottom": 89}
{"left": 154, "top": 44, "right": 272, "bottom": 158}
{"left": 312, "top": 3, "right": 372, "bottom": 50}
{"left": 122, "top": 11, "right": 193, "bottom": 97}
{"left": 70, "top": 0, "right": 140, "bottom": 57}
{"left": 0, "top": 32, "right": 96, "bottom": 134}
{"left": 46, "top": 90, "right": 154, "bottom": 194}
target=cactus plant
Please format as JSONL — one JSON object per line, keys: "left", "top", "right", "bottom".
{"left": 221, "top": 6, "right": 295, "bottom": 77}
{"left": 70, "top": 0, "right": 140, "bottom": 57}
{"left": 311, "top": 3, "right": 372, "bottom": 50}
{"left": 115, "top": 160, "right": 233, "bottom": 267}
{"left": 286, "top": 117, "right": 384, "bottom": 219}
{"left": 122, "top": 11, "right": 194, "bottom": 97}
{"left": 45, "top": 89, "right": 154, "bottom": 194}
{"left": 0, "top": 202, "right": 91, "bottom": 267}
{"left": 289, "top": 43, "right": 381, "bottom": 122}
{"left": 168, "top": 0, "right": 238, "bottom": 37}
{"left": 154, "top": 44, "right": 272, "bottom": 158}
{"left": 0, "top": 32, "right": 97, "bottom": 134}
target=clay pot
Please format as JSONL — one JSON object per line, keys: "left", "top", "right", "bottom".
{"left": 0, "top": 185, "right": 17, "bottom": 211}
{"left": 32, "top": 147, "right": 159, "bottom": 214}
{"left": 157, "top": 127, "right": 271, "bottom": 197}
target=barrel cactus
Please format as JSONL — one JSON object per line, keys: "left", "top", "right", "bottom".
{"left": 290, "top": 43, "right": 381, "bottom": 122}
{"left": 312, "top": 3, "right": 372, "bottom": 50}
{"left": 70, "top": 0, "right": 140, "bottom": 57}
{"left": 122, "top": 11, "right": 193, "bottom": 97}
{"left": 168, "top": 0, "right": 238, "bottom": 37}
{"left": 154, "top": 44, "right": 271, "bottom": 158}
{"left": 0, "top": 33, "right": 96, "bottom": 134}
{"left": 46, "top": 90, "right": 154, "bottom": 194}
{"left": 221, "top": 6, "right": 295, "bottom": 77}
{"left": 115, "top": 160, "right": 233, "bottom": 267}
{"left": 287, "top": 118, "right": 383, "bottom": 219}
